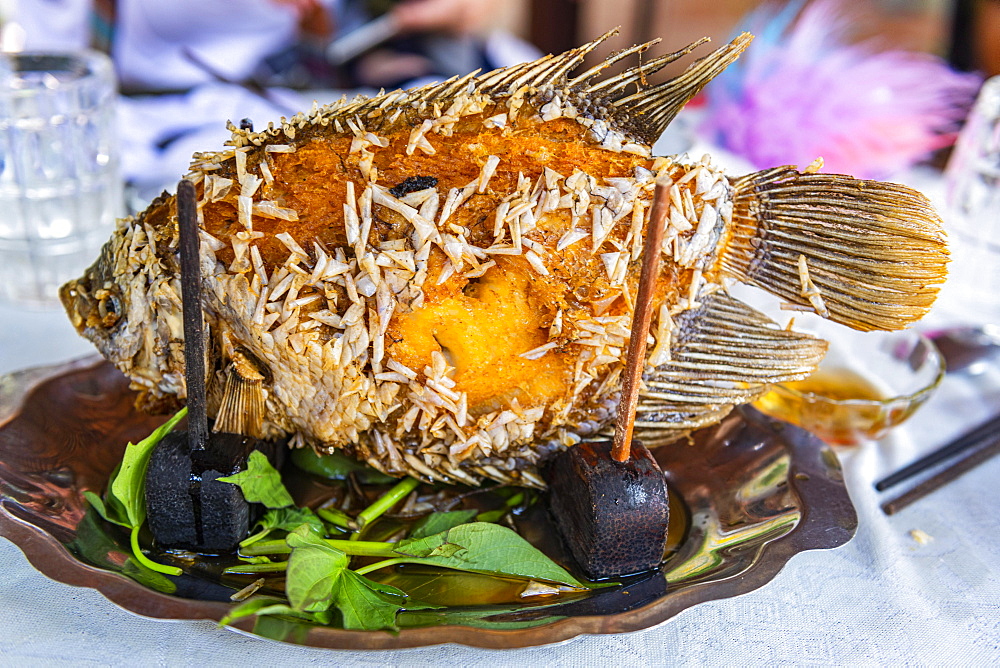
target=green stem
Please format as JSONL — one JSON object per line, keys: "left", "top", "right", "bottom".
{"left": 223, "top": 561, "right": 289, "bottom": 575}
{"left": 352, "top": 477, "right": 420, "bottom": 540}
{"left": 241, "top": 538, "right": 397, "bottom": 558}
{"left": 353, "top": 557, "right": 413, "bottom": 576}
{"left": 130, "top": 525, "right": 182, "bottom": 576}
{"left": 242, "top": 556, "right": 274, "bottom": 564}
{"left": 317, "top": 507, "right": 357, "bottom": 531}
{"left": 239, "top": 540, "right": 290, "bottom": 556}
{"left": 475, "top": 509, "right": 505, "bottom": 523}
{"left": 239, "top": 529, "right": 271, "bottom": 549}
{"left": 476, "top": 491, "right": 525, "bottom": 523}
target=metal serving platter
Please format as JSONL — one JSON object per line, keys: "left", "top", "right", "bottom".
{"left": 0, "top": 357, "right": 856, "bottom": 650}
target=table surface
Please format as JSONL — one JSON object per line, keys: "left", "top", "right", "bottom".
{"left": 1, "top": 176, "right": 999, "bottom": 666}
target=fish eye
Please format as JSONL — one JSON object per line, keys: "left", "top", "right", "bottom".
{"left": 97, "top": 292, "right": 122, "bottom": 328}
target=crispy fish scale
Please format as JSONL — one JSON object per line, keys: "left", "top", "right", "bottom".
{"left": 196, "top": 112, "right": 685, "bottom": 425}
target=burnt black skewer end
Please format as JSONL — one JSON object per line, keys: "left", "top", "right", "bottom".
{"left": 143, "top": 179, "right": 278, "bottom": 554}
{"left": 544, "top": 439, "right": 669, "bottom": 580}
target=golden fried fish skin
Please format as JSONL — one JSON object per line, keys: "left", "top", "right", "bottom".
{"left": 62, "top": 31, "right": 948, "bottom": 486}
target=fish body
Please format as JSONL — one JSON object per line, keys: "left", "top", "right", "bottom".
{"left": 62, "top": 32, "right": 948, "bottom": 486}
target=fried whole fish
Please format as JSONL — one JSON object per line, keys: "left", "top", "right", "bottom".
{"left": 61, "top": 32, "right": 948, "bottom": 486}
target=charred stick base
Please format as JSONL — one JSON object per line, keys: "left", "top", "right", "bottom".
{"left": 145, "top": 432, "right": 282, "bottom": 553}
{"left": 544, "top": 439, "right": 669, "bottom": 580}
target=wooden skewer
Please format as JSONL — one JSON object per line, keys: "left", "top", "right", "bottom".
{"left": 177, "top": 179, "right": 209, "bottom": 451}
{"left": 612, "top": 178, "right": 671, "bottom": 462}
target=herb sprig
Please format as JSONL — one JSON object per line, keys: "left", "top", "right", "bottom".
{"left": 85, "top": 417, "right": 607, "bottom": 632}
{"left": 218, "top": 459, "right": 599, "bottom": 631}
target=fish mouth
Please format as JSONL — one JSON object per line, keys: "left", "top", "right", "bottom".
{"left": 59, "top": 275, "right": 123, "bottom": 334}
{"left": 59, "top": 279, "right": 86, "bottom": 331}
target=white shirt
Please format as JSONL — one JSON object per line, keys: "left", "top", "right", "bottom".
{"left": 14, "top": 0, "right": 340, "bottom": 89}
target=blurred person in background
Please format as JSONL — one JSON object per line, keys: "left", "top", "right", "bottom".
{"left": 2, "top": 0, "right": 538, "bottom": 197}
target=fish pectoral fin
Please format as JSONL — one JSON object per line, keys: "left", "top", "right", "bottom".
{"left": 719, "top": 167, "right": 949, "bottom": 332}
{"left": 631, "top": 292, "right": 827, "bottom": 446}
{"left": 591, "top": 32, "right": 753, "bottom": 145}
{"left": 212, "top": 349, "right": 267, "bottom": 438}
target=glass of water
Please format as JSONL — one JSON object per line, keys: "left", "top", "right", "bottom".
{"left": 944, "top": 76, "right": 1000, "bottom": 323}
{"left": 0, "top": 51, "right": 122, "bottom": 307}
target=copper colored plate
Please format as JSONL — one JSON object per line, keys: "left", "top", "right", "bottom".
{"left": 0, "top": 357, "right": 857, "bottom": 650}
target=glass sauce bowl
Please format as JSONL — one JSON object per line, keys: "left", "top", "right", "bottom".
{"left": 753, "top": 327, "right": 945, "bottom": 446}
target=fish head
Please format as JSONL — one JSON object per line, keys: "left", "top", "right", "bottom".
{"left": 60, "top": 234, "right": 135, "bottom": 360}
{"left": 60, "top": 210, "right": 187, "bottom": 401}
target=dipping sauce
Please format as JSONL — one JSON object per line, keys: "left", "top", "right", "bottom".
{"left": 753, "top": 367, "right": 913, "bottom": 446}
{"left": 778, "top": 367, "right": 884, "bottom": 403}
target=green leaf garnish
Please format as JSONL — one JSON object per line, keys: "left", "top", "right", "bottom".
{"left": 333, "top": 570, "right": 407, "bottom": 631}
{"left": 290, "top": 447, "right": 395, "bottom": 483}
{"left": 240, "top": 506, "right": 325, "bottom": 548}
{"left": 82, "top": 491, "right": 120, "bottom": 527}
{"left": 217, "top": 450, "right": 295, "bottom": 509}
{"left": 84, "top": 408, "right": 188, "bottom": 576}
{"left": 90, "top": 415, "right": 610, "bottom": 634}
{"left": 109, "top": 407, "right": 188, "bottom": 529}
{"left": 285, "top": 527, "right": 350, "bottom": 612}
{"left": 407, "top": 510, "right": 477, "bottom": 540}
{"left": 281, "top": 526, "right": 412, "bottom": 631}
{"left": 394, "top": 523, "right": 590, "bottom": 589}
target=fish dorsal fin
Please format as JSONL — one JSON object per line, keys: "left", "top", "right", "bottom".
{"left": 225, "top": 31, "right": 619, "bottom": 148}
{"left": 224, "top": 30, "right": 750, "bottom": 150}
{"left": 596, "top": 33, "right": 753, "bottom": 144}
{"left": 213, "top": 349, "right": 268, "bottom": 438}
{"left": 630, "top": 291, "right": 826, "bottom": 446}
{"left": 477, "top": 29, "right": 618, "bottom": 94}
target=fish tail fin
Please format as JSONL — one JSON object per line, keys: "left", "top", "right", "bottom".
{"left": 719, "top": 166, "right": 949, "bottom": 331}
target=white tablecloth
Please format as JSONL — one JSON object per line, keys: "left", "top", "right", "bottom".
{"left": 2, "top": 186, "right": 1000, "bottom": 665}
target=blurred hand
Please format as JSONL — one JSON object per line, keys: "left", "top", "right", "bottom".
{"left": 270, "top": 0, "right": 334, "bottom": 38}
{"left": 391, "top": 0, "right": 505, "bottom": 36}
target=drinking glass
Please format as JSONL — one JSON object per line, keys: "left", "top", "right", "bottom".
{"left": 943, "top": 76, "right": 1000, "bottom": 323}
{"left": 0, "top": 51, "right": 123, "bottom": 307}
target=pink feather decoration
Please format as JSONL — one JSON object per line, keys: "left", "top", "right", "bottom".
{"left": 699, "top": 0, "right": 982, "bottom": 178}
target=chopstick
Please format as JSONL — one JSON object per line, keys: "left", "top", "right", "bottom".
{"left": 180, "top": 47, "right": 298, "bottom": 116}
{"left": 874, "top": 412, "right": 1000, "bottom": 491}
{"left": 880, "top": 433, "right": 1000, "bottom": 515}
